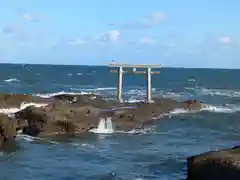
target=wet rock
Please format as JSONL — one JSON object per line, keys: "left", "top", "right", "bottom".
{"left": 15, "top": 104, "right": 101, "bottom": 137}
{"left": 187, "top": 146, "right": 240, "bottom": 180}
{"left": 14, "top": 94, "right": 204, "bottom": 136}
{"left": 0, "top": 114, "right": 17, "bottom": 148}
{"left": 183, "top": 99, "right": 203, "bottom": 111}
{"left": 0, "top": 93, "right": 32, "bottom": 108}
{"left": 51, "top": 94, "right": 117, "bottom": 108}
{"left": 0, "top": 93, "right": 47, "bottom": 108}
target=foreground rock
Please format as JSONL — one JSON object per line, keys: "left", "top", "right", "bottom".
{"left": 0, "top": 93, "right": 41, "bottom": 108}
{"left": 187, "top": 145, "right": 240, "bottom": 180}
{"left": 13, "top": 94, "right": 203, "bottom": 137}
{"left": 0, "top": 114, "right": 17, "bottom": 147}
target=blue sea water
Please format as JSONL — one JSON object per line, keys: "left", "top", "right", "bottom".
{"left": 0, "top": 63, "right": 240, "bottom": 180}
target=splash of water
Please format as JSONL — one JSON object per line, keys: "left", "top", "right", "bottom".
{"left": 89, "top": 117, "right": 114, "bottom": 134}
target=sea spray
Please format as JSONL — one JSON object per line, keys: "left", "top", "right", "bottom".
{"left": 106, "top": 117, "right": 113, "bottom": 130}
{"left": 89, "top": 117, "right": 114, "bottom": 134}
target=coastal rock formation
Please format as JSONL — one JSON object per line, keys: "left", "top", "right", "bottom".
{"left": 183, "top": 99, "right": 203, "bottom": 111}
{"left": 0, "top": 114, "right": 17, "bottom": 147}
{"left": 187, "top": 145, "right": 240, "bottom": 180}
{"left": 0, "top": 93, "right": 49, "bottom": 109}
{"left": 15, "top": 104, "right": 100, "bottom": 136}
{"left": 13, "top": 94, "right": 204, "bottom": 137}
{"left": 0, "top": 93, "right": 33, "bottom": 108}
{"left": 0, "top": 93, "right": 204, "bottom": 147}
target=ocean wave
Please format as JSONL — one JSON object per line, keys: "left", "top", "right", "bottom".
{"left": 17, "top": 134, "right": 59, "bottom": 144}
{"left": 118, "top": 127, "right": 156, "bottom": 135}
{"left": 3, "top": 78, "right": 19, "bottom": 83}
{"left": 188, "top": 78, "right": 196, "bottom": 82}
{"left": 186, "top": 87, "right": 240, "bottom": 98}
{"left": 34, "top": 87, "right": 184, "bottom": 101}
{"left": 34, "top": 86, "right": 240, "bottom": 101}
{"left": 0, "top": 102, "right": 48, "bottom": 115}
{"left": 169, "top": 104, "right": 240, "bottom": 115}
{"left": 95, "top": 87, "right": 116, "bottom": 91}
{"left": 34, "top": 91, "right": 91, "bottom": 98}
{"left": 202, "top": 104, "right": 240, "bottom": 113}
{"left": 17, "top": 134, "right": 99, "bottom": 149}
{"left": 34, "top": 90, "right": 240, "bottom": 115}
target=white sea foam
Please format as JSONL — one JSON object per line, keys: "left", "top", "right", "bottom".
{"left": 168, "top": 104, "right": 240, "bottom": 115}
{"left": 16, "top": 134, "right": 59, "bottom": 144}
{"left": 4, "top": 78, "right": 19, "bottom": 82}
{"left": 169, "top": 108, "right": 191, "bottom": 115}
{"left": 34, "top": 91, "right": 91, "bottom": 99}
{"left": 117, "top": 127, "right": 156, "bottom": 135}
{"left": 33, "top": 89, "right": 240, "bottom": 116}
{"left": 95, "top": 87, "right": 116, "bottom": 91}
{"left": 202, "top": 104, "right": 240, "bottom": 113}
{"left": 90, "top": 117, "right": 114, "bottom": 134}
{"left": 0, "top": 102, "right": 48, "bottom": 115}
{"left": 125, "top": 99, "right": 143, "bottom": 103}
{"left": 185, "top": 87, "right": 240, "bottom": 98}
{"left": 188, "top": 78, "right": 196, "bottom": 82}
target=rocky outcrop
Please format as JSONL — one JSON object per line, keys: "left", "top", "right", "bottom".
{"left": 0, "top": 93, "right": 204, "bottom": 147}
{"left": 0, "top": 114, "right": 17, "bottom": 147}
{"left": 187, "top": 145, "right": 240, "bottom": 180}
{"left": 13, "top": 94, "right": 204, "bottom": 137}
{"left": 0, "top": 93, "right": 48, "bottom": 108}
{"left": 15, "top": 104, "right": 100, "bottom": 137}
{"left": 183, "top": 99, "right": 203, "bottom": 111}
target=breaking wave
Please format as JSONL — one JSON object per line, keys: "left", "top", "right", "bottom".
{"left": 34, "top": 91, "right": 91, "bottom": 99}
{"left": 169, "top": 104, "right": 240, "bottom": 115}
{"left": 33, "top": 89, "right": 240, "bottom": 115}
{"left": 4, "top": 78, "right": 19, "bottom": 83}
{"left": 0, "top": 102, "right": 48, "bottom": 115}
{"left": 185, "top": 87, "right": 240, "bottom": 98}
{"left": 17, "top": 134, "right": 59, "bottom": 144}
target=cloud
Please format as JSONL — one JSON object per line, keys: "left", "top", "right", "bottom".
{"left": 94, "top": 30, "right": 121, "bottom": 42}
{"left": 22, "top": 13, "right": 47, "bottom": 22}
{"left": 1, "top": 27, "right": 15, "bottom": 34}
{"left": 139, "top": 37, "right": 156, "bottom": 45}
{"left": 67, "top": 38, "right": 88, "bottom": 45}
{"left": 144, "top": 12, "right": 167, "bottom": 25}
{"left": 111, "top": 11, "right": 167, "bottom": 29}
{"left": 218, "top": 36, "right": 233, "bottom": 44}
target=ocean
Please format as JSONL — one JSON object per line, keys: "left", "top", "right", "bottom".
{"left": 0, "top": 63, "right": 239, "bottom": 180}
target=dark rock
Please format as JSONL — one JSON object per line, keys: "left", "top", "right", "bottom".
{"left": 51, "top": 94, "right": 117, "bottom": 108}
{"left": 15, "top": 104, "right": 101, "bottom": 137}
{"left": 0, "top": 93, "right": 32, "bottom": 108}
{"left": 14, "top": 94, "right": 204, "bottom": 136}
{"left": 187, "top": 146, "right": 240, "bottom": 180}
{"left": 0, "top": 93, "right": 49, "bottom": 108}
{"left": 183, "top": 99, "right": 203, "bottom": 111}
{"left": 0, "top": 114, "right": 17, "bottom": 148}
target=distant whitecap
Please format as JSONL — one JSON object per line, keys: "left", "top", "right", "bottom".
{"left": 4, "top": 78, "right": 19, "bottom": 82}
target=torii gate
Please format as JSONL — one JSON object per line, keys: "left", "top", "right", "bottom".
{"left": 108, "top": 62, "right": 161, "bottom": 103}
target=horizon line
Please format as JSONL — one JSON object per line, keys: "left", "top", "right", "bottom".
{"left": 0, "top": 62, "right": 239, "bottom": 70}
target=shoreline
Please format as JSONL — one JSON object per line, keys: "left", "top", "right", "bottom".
{"left": 0, "top": 92, "right": 238, "bottom": 179}
{"left": 0, "top": 92, "right": 203, "bottom": 141}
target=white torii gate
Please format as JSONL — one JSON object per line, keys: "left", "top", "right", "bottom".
{"left": 108, "top": 62, "right": 161, "bottom": 103}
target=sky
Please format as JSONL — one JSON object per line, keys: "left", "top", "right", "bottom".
{"left": 0, "top": 0, "right": 240, "bottom": 68}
